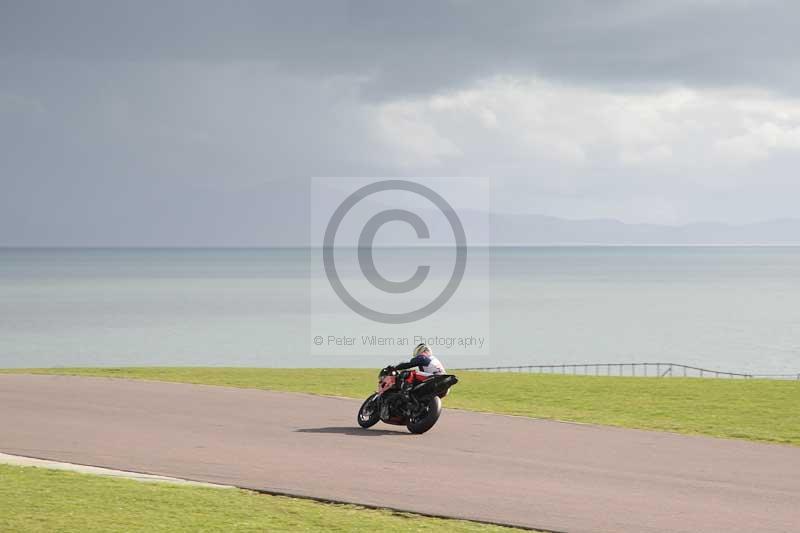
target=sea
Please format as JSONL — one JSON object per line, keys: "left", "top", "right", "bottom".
{"left": 1, "top": 247, "right": 799, "bottom": 374}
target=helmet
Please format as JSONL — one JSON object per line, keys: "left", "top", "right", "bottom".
{"left": 413, "top": 342, "right": 431, "bottom": 357}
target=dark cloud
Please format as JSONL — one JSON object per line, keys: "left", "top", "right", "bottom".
{"left": 3, "top": 1, "right": 800, "bottom": 98}
{"left": 3, "top": 1, "right": 800, "bottom": 245}
{"left": 0, "top": 59, "right": 393, "bottom": 246}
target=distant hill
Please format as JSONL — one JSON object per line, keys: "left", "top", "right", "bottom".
{"left": 308, "top": 200, "right": 800, "bottom": 246}
{"left": 490, "top": 214, "right": 800, "bottom": 245}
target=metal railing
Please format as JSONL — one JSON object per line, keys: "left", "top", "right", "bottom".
{"left": 456, "top": 362, "right": 800, "bottom": 380}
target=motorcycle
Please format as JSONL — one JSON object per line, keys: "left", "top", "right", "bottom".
{"left": 357, "top": 366, "right": 458, "bottom": 434}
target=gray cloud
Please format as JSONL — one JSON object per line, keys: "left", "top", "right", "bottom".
{"left": 4, "top": 1, "right": 800, "bottom": 97}
{"left": 3, "top": 1, "right": 800, "bottom": 245}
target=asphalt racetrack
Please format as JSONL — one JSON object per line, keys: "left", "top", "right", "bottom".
{"left": 1, "top": 374, "right": 798, "bottom": 533}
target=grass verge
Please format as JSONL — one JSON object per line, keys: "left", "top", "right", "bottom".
{"left": 2, "top": 367, "right": 799, "bottom": 445}
{"left": 0, "top": 464, "right": 525, "bottom": 533}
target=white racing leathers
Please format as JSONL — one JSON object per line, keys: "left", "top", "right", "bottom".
{"left": 406, "top": 354, "right": 446, "bottom": 375}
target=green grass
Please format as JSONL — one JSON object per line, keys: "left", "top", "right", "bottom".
{"left": 4, "top": 367, "right": 800, "bottom": 445}
{"left": 0, "top": 464, "right": 524, "bottom": 533}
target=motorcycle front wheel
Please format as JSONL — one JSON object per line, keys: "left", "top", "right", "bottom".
{"left": 406, "top": 396, "right": 442, "bottom": 434}
{"left": 357, "top": 393, "right": 381, "bottom": 428}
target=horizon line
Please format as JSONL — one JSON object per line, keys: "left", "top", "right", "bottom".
{"left": 5, "top": 243, "right": 800, "bottom": 250}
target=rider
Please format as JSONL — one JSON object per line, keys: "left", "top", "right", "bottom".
{"left": 391, "top": 342, "right": 446, "bottom": 375}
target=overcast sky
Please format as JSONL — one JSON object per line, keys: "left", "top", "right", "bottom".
{"left": 3, "top": 1, "right": 800, "bottom": 245}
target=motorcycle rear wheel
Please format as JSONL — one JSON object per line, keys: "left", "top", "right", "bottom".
{"left": 357, "top": 393, "right": 381, "bottom": 428}
{"left": 406, "top": 396, "right": 442, "bottom": 434}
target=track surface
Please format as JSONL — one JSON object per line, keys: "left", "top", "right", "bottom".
{"left": 1, "top": 375, "right": 798, "bottom": 533}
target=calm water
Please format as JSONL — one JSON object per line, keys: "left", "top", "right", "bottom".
{"left": 1, "top": 247, "right": 799, "bottom": 373}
